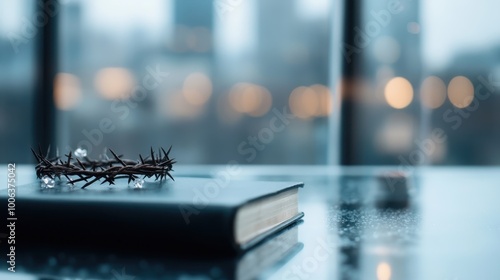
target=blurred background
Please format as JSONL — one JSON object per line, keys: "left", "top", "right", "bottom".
{"left": 0, "top": 0, "right": 499, "bottom": 165}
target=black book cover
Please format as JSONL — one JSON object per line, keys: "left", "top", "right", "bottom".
{"left": 0, "top": 177, "right": 303, "bottom": 255}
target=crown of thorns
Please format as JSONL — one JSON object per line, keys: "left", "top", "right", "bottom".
{"left": 32, "top": 146, "right": 175, "bottom": 189}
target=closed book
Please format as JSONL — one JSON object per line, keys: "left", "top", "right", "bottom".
{"left": 1, "top": 177, "right": 303, "bottom": 255}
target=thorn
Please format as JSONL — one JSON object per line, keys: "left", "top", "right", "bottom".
{"left": 66, "top": 152, "right": 72, "bottom": 167}
{"left": 167, "top": 172, "right": 174, "bottom": 181}
{"left": 75, "top": 158, "right": 86, "bottom": 169}
{"left": 82, "top": 177, "right": 100, "bottom": 189}
{"left": 100, "top": 176, "right": 115, "bottom": 185}
{"left": 109, "top": 149, "right": 126, "bottom": 166}
{"left": 38, "top": 144, "right": 43, "bottom": 158}
{"left": 31, "top": 148, "right": 41, "bottom": 163}
{"left": 41, "top": 157, "right": 54, "bottom": 166}
{"left": 161, "top": 147, "right": 168, "bottom": 159}
{"left": 166, "top": 145, "right": 172, "bottom": 159}
{"left": 63, "top": 174, "right": 71, "bottom": 182}
{"left": 150, "top": 147, "right": 156, "bottom": 164}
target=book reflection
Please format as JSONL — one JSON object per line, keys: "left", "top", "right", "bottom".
{"left": 0, "top": 223, "right": 302, "bottom": 280}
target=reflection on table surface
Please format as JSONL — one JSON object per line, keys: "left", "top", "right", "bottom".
{"left": 1, "top": 165, "right": 500, "bottom": 279}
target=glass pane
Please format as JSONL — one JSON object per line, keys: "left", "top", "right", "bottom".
{"left": 421, "top": 0, "right": 500, "bottom": 165}
{"left": 57, "top": 0, "right": 333, "bottom": 164}
{"left": 335, "top": 0, "right": 422, "bottom": 165}
{"left": 335, "top": 0, "right": 500, "bottom": 166}
{"left": 0, "top": 0, "right": 36, "bottom": 163}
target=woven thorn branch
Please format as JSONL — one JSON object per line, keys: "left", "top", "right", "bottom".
{"left": 31, "top": 146, "right": 175, "bottom": 189}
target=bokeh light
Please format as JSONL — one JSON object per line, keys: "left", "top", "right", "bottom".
{"left": 182, "top": 72, "right": 212, "bottom": 106}
{"left": 448, "top": 76, "right": 474, "bottom": 108}
{"left": 53, "top": 73, "right": 82, "bottom": 110}
{"left": 420, "top": 76, "right": 447, "bottom": 109}
{"left": 384, "top": 77, "right": 413, "bottom": 109}
{"left": 377, "top": 262, "right": 392, "bottom": 280}
{"left": 94, "top": 68, "right": 135, "bottom": 100}
{"left": 289, "top": 86, "right": 319, "bottom": 119}
{"left": 309, "top": 84, "right": 332, "bottom": 116}
{"left": 229, "top": 83, "right": 272, "bottom": 117}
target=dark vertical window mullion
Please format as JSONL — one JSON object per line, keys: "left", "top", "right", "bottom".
{"left": 340, "top": 0, "right": 363, "bottom": 165}
{"left": 33, "top": 0, "right": 58, "bottom": 155}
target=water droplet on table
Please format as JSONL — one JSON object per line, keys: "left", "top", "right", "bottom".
{"left": 133, "top": 179, "right": 145, "bottom": 189}
{"left": 41, "top": 176, "right": 55, "bottom": 189}
{"left": 74, "top": 148, "right": 87, "bottom": 158}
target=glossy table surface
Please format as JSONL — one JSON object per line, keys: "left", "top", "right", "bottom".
{"left": 1, "top": 165, "right": 500, "bottom": 280}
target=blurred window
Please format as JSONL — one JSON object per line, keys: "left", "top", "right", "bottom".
{"left": 55, "top": 0, "right": 332, "bottom": 164}
{"left": 0, "top": 0, "right": 36, "bottom": 163}
{"left": 3, "top": 0, "right": 500, "bottom": 165}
